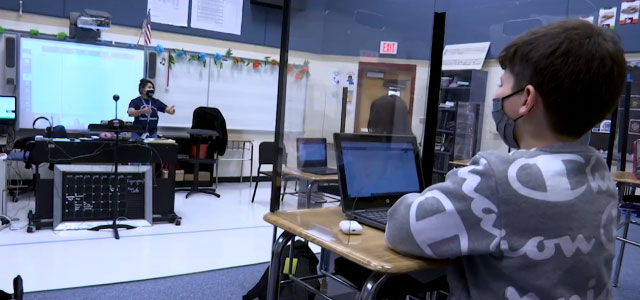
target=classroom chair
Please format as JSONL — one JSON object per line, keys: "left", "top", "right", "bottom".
{"left": 612, "top": 185, "right": 640, "bottom": 287}
{"left": 251, "top": 142, "right": 290, "bottom": 203}
{"left": 176, "top": 107, "right": 226, "bottom": 198}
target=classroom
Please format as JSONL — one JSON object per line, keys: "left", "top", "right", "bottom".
{"left": 0, "top": 0, "right": 639, "bottom": 299}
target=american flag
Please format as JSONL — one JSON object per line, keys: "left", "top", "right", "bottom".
{"left": 142, "top": 9, "right": 152, "bottom": 46}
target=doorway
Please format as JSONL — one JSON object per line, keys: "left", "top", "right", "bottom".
{"left": 354, "top": 62, "right": 417, "bottom": 133}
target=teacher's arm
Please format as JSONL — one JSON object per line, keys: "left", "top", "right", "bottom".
{"left": 128, "top": 107, "right": 150, "bottom": 117}
{"left": 166, "top": 105, "right": 176, "bottom": 115}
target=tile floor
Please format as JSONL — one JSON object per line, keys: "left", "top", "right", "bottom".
{"left": 0, "top": 182, "right": 333, "bottom": 293}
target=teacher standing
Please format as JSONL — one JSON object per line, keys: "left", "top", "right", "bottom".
{"left": 128, "top": 78, "right": 175, "bottom": 140}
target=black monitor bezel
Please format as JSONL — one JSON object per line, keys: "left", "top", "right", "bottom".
{"left": 296, "top": 137, "right": 328, "bottom": 168}
{"left": 0, "top": 95, "right": 16, "bottom": 126}
{"left": 333, "top": 133, "right": 425, "bottom": 214}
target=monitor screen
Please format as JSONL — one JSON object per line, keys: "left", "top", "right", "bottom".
{"left": 0, "top": 96, "right": 16, "bottom": 123}
{"left": 297, "top": 139, "right": 327, "bottom": 167}
{"left": 340, "top": 140, "right": 421, "bottom": 198}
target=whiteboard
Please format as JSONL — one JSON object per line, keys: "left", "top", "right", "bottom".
{"left": 153, "top": 52, "right": 210, "bottom": 127}
{"left": 139, "top": 51, "right": 307, "bottom": 131}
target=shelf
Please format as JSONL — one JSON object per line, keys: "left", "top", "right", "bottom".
{"left": 438, "top": 107, "right": 456, "bottom": 112}
{"left": 441, "top": 87, "right": 470, "bottom": 90}
{"left": 436, "top": 129, "right": 455, "bottom": 134}
{"left": 434, "top": 150, "right": 452, "bottom": 155}
{"left": 433, "top": 169, "right": 448, "bottom": 175}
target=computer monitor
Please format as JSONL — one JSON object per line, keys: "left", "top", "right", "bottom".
{"left": 0, "top": 96, "right": 16, "bottom": 125}
{"left": 334, "top": 133, "right": 424, "bottom": 211}
{"left": 297, "top": 138, "right": 328, "bottom": 168}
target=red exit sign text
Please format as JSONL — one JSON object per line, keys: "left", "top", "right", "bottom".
{"left": 379, "top": 41, "right": 398, "bottom": 55}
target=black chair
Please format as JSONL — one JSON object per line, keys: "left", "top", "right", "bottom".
{"left": 252, "top": 142, "right": 276, "bottom": 203}
{"left": 252, "top": 142, "right": 290, "bottom": 203}
{"left": 176, "top": 107, "right": 225, "bottom": 199}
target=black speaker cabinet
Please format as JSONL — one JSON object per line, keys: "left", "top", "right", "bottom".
{"left": 4, "top": 35, "right": 17, "bottom": 85}
{"left": 147, "top": 52, "right": 157, "bottom": 79}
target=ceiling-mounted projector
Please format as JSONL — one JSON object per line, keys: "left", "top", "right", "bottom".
{"left": 69, "top": 9, "right": 111, "bottom": 41}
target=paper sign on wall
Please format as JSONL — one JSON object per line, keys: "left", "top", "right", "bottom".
{"left": 598, "top": 7, "right": 617, "bottom": 29}
{"left": 442, "top": 42, "right": 490, "bottom": 70}
{"left": 579, "top": 16, "right": 595, "bottom": 23}
{"left": 191, "top": 0, "right": 243, "bottom": 35}
{"left": 620, "top": 1, "right": 640, "bottom": 25}
{"left": 147, "top": 0, "right": 189, "bottom": 26}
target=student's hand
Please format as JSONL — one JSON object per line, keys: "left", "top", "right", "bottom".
{"left": 167, "top": 105, "right": 176, "bottom": 115}
{"left": 139, "top": 106, "right": 152, "bottom": 115}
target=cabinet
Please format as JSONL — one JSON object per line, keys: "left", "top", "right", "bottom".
{"left": 590, "top": 65, "right": 640, "bottom": 157}
{"left": 432, "top": 70, "right": 487, "bottom": 184}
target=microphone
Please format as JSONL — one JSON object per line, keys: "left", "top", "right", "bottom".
{"left": 113, "top": 94, "right": 120, "bottom": 119}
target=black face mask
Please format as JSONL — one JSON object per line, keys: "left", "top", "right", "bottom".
{"left": 492, "top": 87, "right": 526, "bottom": 149}
{"left": 145, "top": 89, "right": 155, "bottom": 98}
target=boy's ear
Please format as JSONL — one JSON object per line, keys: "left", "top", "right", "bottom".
{"left": 519, "top": 85, "right": 537, "bottom": 115}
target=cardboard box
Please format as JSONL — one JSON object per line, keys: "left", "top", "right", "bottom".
{"left": 161, "top": 169, "right": 185, "bottom": 181}
{"left": 183, "top": 171, "right": 210, "bottom": 182}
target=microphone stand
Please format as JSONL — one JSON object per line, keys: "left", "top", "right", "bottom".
{"left": 88, "top": 94, "right": 135, "bottom": 239}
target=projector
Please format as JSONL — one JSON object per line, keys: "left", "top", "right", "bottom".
{"left": 69, "top": 9, "right": 111, "bottom": 41}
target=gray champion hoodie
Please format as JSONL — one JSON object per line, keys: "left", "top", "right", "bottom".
{"left": 386, "top": 143, "right": 618, "bottom": 300}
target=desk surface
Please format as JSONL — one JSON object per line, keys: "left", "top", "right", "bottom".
{"left": 264, "top": 207, "right": 446, "bottom": 274}
{"left": 450, "top": 160, "right": 470, "bottom": 168}
{"left": 612, "top": 171, "right": 640, "bottom": 185}
{"left": 282, "top": 167, "right": 339, "bottom": 181}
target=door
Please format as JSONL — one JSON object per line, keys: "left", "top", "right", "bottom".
{"left": 355, "top": 62, "right": 417, "bottom": 133}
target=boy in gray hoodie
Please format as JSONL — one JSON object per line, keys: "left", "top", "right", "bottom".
{"left": 385, "top": 19, "right": 627, "bottom": 300}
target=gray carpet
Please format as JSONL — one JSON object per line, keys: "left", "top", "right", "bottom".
{"left": 18, "top": 214, "right": 640, "bottom": 300}
{"left": 24, "top": 263, "right": 269, "bottom": 300}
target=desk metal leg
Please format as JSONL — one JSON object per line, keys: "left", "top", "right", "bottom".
{"left": 306, "top": 181, "right": 314, "bottom": 209}
{"left": 239, "top": 142, "right": 245, "bottom": 184}
{"left": 360, "top": 272, "right": 390, "bottom": 300}
{"left": 319, "top": 248, "right": 331, "bottom": 272}
{"left": 612, "top": 211, "right": 631, "bottom": 287}
{"left": 267, "top": 231, "right": 296, "bottom": 300}
{"left": 249, "top": 142, "right": 254, "bottom": 187}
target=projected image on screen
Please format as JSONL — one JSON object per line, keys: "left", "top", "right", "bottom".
{"left": 19, "top": 38, "right": 144, "bottom": 130}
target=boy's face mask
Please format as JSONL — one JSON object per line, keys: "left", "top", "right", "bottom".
{"left": 145, "top": 89, "right": 155, "bottom": 98}
{"left": 492, "top": 87, "right": 525, "bottom": 149}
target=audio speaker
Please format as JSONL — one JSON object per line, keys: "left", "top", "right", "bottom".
{"left": 5, "top": 35, "right": 17, "bottom": 85}
{"left": 147, "top": 52, "right": 157, "bottom": 79}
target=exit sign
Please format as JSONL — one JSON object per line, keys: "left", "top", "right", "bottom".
{"left": 380, "top": 41, "right": 398, "bottom": 55}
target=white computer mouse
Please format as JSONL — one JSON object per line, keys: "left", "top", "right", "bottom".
{"left": 339, "top": 220, "right": 362, "bottom": 235}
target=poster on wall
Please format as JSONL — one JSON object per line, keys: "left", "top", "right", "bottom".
{"left": 442, "top": 42, "right": 490, "bottom": 70}
{"left": 630, "top": 119, "right": 640, "bottom": 134}
{"left": 620, "top": 1, "right": 640, "bottom": 25}
{"left": 147, "top": 0, "right": 189, "bottom": 26}
{"left": 579, "top": 16, "right": 595, "bottom": 23}
{"left": 599, "top": 7, "right": 617, "bottom": 29}
{"left": 191, "top": 0, "right": 243, "bottom": 35}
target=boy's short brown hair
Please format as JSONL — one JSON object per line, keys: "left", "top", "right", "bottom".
{"left": 499, "top": 19, "right": 627, "bottom": 139}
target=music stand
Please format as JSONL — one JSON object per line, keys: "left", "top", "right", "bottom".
{"left": 87, "top": 121, "right": 145, "bottom": 239}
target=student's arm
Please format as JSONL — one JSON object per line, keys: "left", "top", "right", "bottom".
{"left": 385, "top": 154, "right": 501, "bottom": 259}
